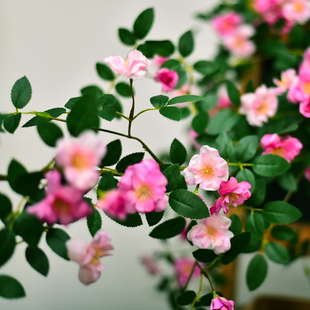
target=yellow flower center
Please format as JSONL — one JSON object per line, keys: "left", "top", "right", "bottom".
{"left": 271, "top": 147, "right": 285, "bottom": 157}
{"left": 91, "top": 248, "right": 104, "bottom": 266}
{"left": 302, "top": 81, "right": 310, "bottom": 95}
{"left": 229, "top": 192, "right": 239, "bottom": 203}
{"left": 135, "top": 184, "right": 152, "bottom": 202}
{"left": 71, "top": 152, "right": 90, "bottom": 171}
{"left": 257, "top": 102, "right": 269, "bottom": 115}
{"left": 202, "top": 165, "right": 214, "bottom": 180}
{"left": 52, "top": 198, "right": 71, "bottom": 215}
{"left": 206, "top": 226, "right": 218, "bottom": 241}
{"left": 294, "top": 2, "right": 304, "bottom": 13}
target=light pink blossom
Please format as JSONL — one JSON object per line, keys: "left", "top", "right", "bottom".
{"left": 141, "top": 254, "right": 160, "bottom": 275}
{"left": 56, "top": 131, "right": 106, "bottom": 191}
{"left": 154, "top": 68, "right": 179, "bottom": 92}
{"left": 118, "top": 159, "right": 168, "bottom": 213}
{"left": 105, "top": 49, "right": 151, "bottom": 80}
{"left": 254, "top": 0, "right": 283, "bottom": 25}
{"left": 153, "top": 55, "right": 169, "bottom": 67}
{"left": 174, "top": 257, "right": 201, "bottom": 287}
{"left": 27, "top": 170, "right": 92, "bottom": 225}
{"left": 239, "top": 85, "right": 278, "bottom": 126}
{"left": 212, "top": 12, "right": 243, "bottom": 36}
{"left": 210, "top": 177, "right": 251, "bottom": 215}
{"left": 187, "top": 213, "right": 233, "bottom": 254}
{"left": 211, "top": 296, "right": 234, "bottom": 310}
{"left": 282, "top": 0, "right": 310, "bottom": 24}
{"left": 183, "top": 145, "right": 229, "bottom": 191}
{"left": 66, "top": 230, "right": 114, "bottom": 285}
{"left": 273, "top": 69, "right": 298, "bottom": 95}
{"left": 260, "top": 133, "right": 303, "bottom": 162}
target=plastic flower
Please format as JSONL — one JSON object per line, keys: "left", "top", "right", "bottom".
{"left": 273, "top": 69, "right": 298, "bottom": 95}
{"left": 254, "top": 0, "right": 283, "bottom": 25}
{"left": 282, "top": 0, "right": 310, "bottom": 24}
{"left": 182, "top": 145, "right": 229, "bottom": 191}
{"left": 210, "top": 177, "right": 251, "bottom": 214}
{"left": 154, "top": 68, "right": 179, "bottom": 92}
{"left": 260, "top": 133, "right": 303, "bottom": 162}
{"left": 187, "top": 213, "right": 233, "bottom": 254}
{"left": 239, "top": 85, "right": 278, "bottom": 126}
{"left": 27, "top": 170, "right": 92, "bottom": 225}
{"left": 66, "top": 230, "right": 114, "bottom": 285}
{"left": 174, "top": 257, "right": 201, "bottom": 287}
{"left": 300, "top": 98, "right": 310, "bottom": 118}
{"left": 211, "top": 296, "right": 234, "bottom": 310}
{"left": 118, "top": 159, "right": 168, "bottom": 213}
{"left": 105, "top": 49, "right": 151, "bottom": 80}
{"left": 56, "top": 131, "right": 106, "bottom": 191}
{"left": 140, "top": 254, "right": 160, "bottom": 275}
{"left": 211, "top": 12, "right": 242, "bottom": 36}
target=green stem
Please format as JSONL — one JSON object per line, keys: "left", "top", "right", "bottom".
{"left": 238, "top": 206, "right": 263, "bottom": 212}
{"left": 100, "top": 167, "right": 123, "bottom": 176}
{"left": 106, "top": 74, "right": 120, "bottom": 94}
{"left": 191, "top": 273, "right": 204, "bottom": 310}
{"left": 0, "top": 174, "right": 7, "bottom": 181}
{"left": 132, "top": 108, "right": 158, "bottom": 120}
{"left": 128, "top": 78, "right": 135, "bottom": 137}
{"left": 197, "top": 262, "right": 215, "bottom": 292}
{"left": 116, "top": 112, "right": 131, "bottom": 121}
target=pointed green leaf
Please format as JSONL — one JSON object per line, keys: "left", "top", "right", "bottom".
{"left": 25, "top": 246, "right": 49, "bottom": 276}
{"left": 167, "top": 95, "right": 207, "bottom": 105}
{"left": 96, "top": 62, "right": 115, "bottom": 81}
{"left": 178, "top": 30, "right": 194, "bottom": 57}
{"left": 193, "top": 60, "right": 220, "bottom": 76}
{"left": 11, "top": 76, "right": 32, "bottom": 109}
{"left": 46, "top": 228, "right": 70, "bottom": 260}
{"left": 22, "top": 108, "right": 66, "bottom": 128}
{"left": 150, "top": 95, "right": 169, "bottom": 108}
{"left": 246, "top": 254, "right": 268, "bottom": 291}
{"left": 177, "top": 290, "right": 196, "bottom": 305}
{"left": 87, "top": 209, "right": 102, "bottom": 237}
{"left": 235, "top": 135, "right": 258, "bottom": 162}
{"left": 226, "top": 81, "right": 240, "bottom": 107}
{"left": 149, "top": 217, "right": 186, "bottom": 239}
{"left": 0, "top": 228, "right": 15, "bottom": 268}
{"left": 162, "top": 164, "right": 181, "bottom": 192}
{"left": 133, "top": 8, "right": 154, "bottom": 39}
{"left": 277, "top": 172, "right": 297, "bottom": 191}
{"left": 265, "top": 242, "right": 290, "bottom": 264}
{"left": 248, "top": 178, "right": 266, "bottom": 207}
{"left": 97, "top": 172, "right": 118, "bottom": 192}
{"left": 170, "top": 138, "right": 187, "bottom": 165}
{"left": 116, "top": 152, "right": 144, "bottom": 173}
{"left": 107, "top": 212, "right": 143, "bottom": 227}
{"left": 115, "top": 82, "right": 132, "bottom": 97}
{"left": 236, "top": 168, "right": 255, "bottom": 193}
{"left": 98, "top": 108, "right": 116, "bottom": 121}
{"left": 37, "top": 119, "right": 63, "bottom": 147}
{"left": 195, "top": 94, "right": 218, "bottom": 112}
{"left": 3, "top": 113, "right": 21, "bottom": 134}
{"left": 118, "top": 28, "right": 136, "bottom": 46}
{"left": 159, "top": 106, "right": 182, "bottom": 121}
{"left": 192, "top": 112, "right": 209, "bottom": 135}
{"left": 0, "top": 193, "right": 12, "bottom": 220}
{"left": 215, "top": 132, "right": 235, "bottom": 161}
{"left": 192, "top": 249, "right": 218, "bottom": 263}
{"left": 80, "top": 85, "right": 104, "bottom": 98}
{"left": 100, "top": 139, "right": 122, "bottom": 167}
{"left": 271, "top": 225, "right": 297, "bottom": 241}
{"left": 253, "top": 154, "right": 290, "bottom": 177}
{"left": 7, "top": 159, "right": 27, "bottom": 194}
{"left": 96, "top": 94, "right": 116, "bottom": 109}
{"left": 229, "top": 214, "right": 243, "bottom": 236}
{"left": 245, "top": 213, "right": 264, "bottom": 245}
{"left": 0, "top": 275, "right": 26, "bottom": 299}
{"left": 208, "top": 110, "right": 240, "bottom": 135}
{"left": 145, "top": 211, "right": 164, "bottom": 227}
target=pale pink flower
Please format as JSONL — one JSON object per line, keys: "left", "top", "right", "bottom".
{"left": 66, "top": 230, "right": 114, "bottom": 285}
{"left": 153, "top": 55, "right": 169, "bottom": 67}
{"left": 239, "top": 85, "right": 278, "bottom": 126}
{"left": 174, "top": 257, "right": 201, "bottom": 287}
{"left": 273, "top": 69, "right": 298, "bottom": 95}
{"left": 287, "top": 83, "right": 306, "bottom": 104}
{"left": 210, "top": 177, "right": 251, "bottom": 215}
{"left": 222, "top": 25, "right": 256, "bottom": 58}
{"left": 189, "top": 128, "right": 201, "bottom": 150}
{"left": 211, "top": 296, "right": 234, "bottom": 310}
{"left": 187, "top": 213, "right": 233, "bottom": 254}
{"left": 254, "top": 0, "right": 283, "bottom": 24}
{"left": 304, "top": 167, "right": 310, "bottom": 181}
{"left": 140, "top": 254, "right": 160, "bottom": 275}
{"left": 282, "top": 0, "right": 310, "bottom": 24}
{"left": 154, "top": 68, "right": 179, "bottom": 92}
{"left": 27, "top": 170, "right": 92, "bottom": 225}
{"left": 105, "top": 49, "right": 151, "bottom": 80}
{"left": 300, "top": 98, "right": 310, "bottom": 117}
{"left": 212, "top": 12, "right": 243, "bottom": 36}
{"left": 183, "top": 145, "right": 229, "bottom": 191}
{"left": 56, "top": 131, "right": 106, "bottom": 191}
{"left": 260, "top": 133, "right": 303, "bottom": 162}
{"left": 118, "top": 159, "right": 168, "bottom": 213}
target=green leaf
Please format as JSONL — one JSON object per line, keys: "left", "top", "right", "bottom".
{"left": 25, "top": 246, "right": 49, "bottom": 276}
{"left": 253, "top": 154, "right": 290, "bottom": 177}
{"left": 97, "top": 172, "right": 118, "bottom": 192}
{"left": 80, "top": 85, "right": 104, "bottom": 98}
{"left": 215, "top": 132, "right": 235, "bottom": 161}
{"left": 193, "top": 60, "right": 220, "bottom": 76}
{"left": 150, "top": 95, "right": 169, "bottom": 108}
{"left": 101, "top": 139, "right": 122, "bottom": 167}
{"left": 96, "top": 94, "right": 116, "bottom": 109}
{"left": 229, "top": 214, "right": 243, "bottom": 236}
{"left": 149, "top": 217, "right": 186, "bottom": 239}
{"left": 235, "top": 135, "right": 258, "bottom": 162}
{"left": 159, "top": 106, "right": 181, "bottom": 121}
{"left": 265, "top": 242, "right": 290, "bottom": 264}
{"left": 11, "top": 76, "right": 32, "bottom": 109}
{"left": 192, "top": 249, "right": 218, "bottom": 263}
{"left": 243, "top": 240, "right": 261, "bottom": 254}
{"left": 87, "top": 209, "right": 102, "bottom": 237}
{"left": 145, "top": 211, "right": 164, "bottom": 227}
{"left": 180, "top": 107, "right": 191, "bottom": 119}
{"left": 195, "top": 95, "right": 218, "bottom": 112}
{"left": 178, "top": 30, "right": 194, "bottom": 57}
{"left": 236, "top": 168, "right": 255, "bottom": 193}
{"left": 192, "top": 112, "right": 209, "bottom": 135}
{"left": 226, "top": 81, "right": 240, "bottom": 108}
{"left": 116, "top": 152, "right": 144, "bottom": 173}
{"left": 0, "top": 193, "right": 12, "bottom": 220}
{"left": 3, "top": 113, "right": 21, "bottom": 134}
{"left": 0, "top": 275, "right": 26, "bottom": 299}
{"left": 14, "top": 212, "right": 43, "bottom": 246}
{"left": 64, "top": 97, "right": 81, "bottom": 110}
{"left": 169, "top": 189, "right": 209, "bottom": 219}
{"left": 177, "top": 290, "right": 196, "bottom": 305}
{"left": 262, "top": 201, "right": 302, "bottom": 224}
{"left": 115, "top": 82, "right": 132, "bottom": 97}
{"left": 108, "top": 212, "right": 143, "bottom": 227}
{"left": 245, "top": 213, "right": 264, "bottom": 245}
{"left": 37, "top": 119, "right": 63, "bottom": 147}
{"left": 66, "top": 95, "right": 99, "bottom": 137}
{"left": 167, "top": 95, "right": 207, "bottom": 105}
{"left": 7, "top": 159, "right": 27, "bottom": 194}
{"left": 248, "top": 178, "right": 266, "bottom": 207}
{"left": 22, "top": 108, "right": 66, "bottom": 127}
{"left": 46, "top": 228, "right": 70, "bottom": 260}
{"left": 133, "top": 8, "right": 154, "bottom": 39}
{"left": 96, "top": 62, "right": 115, "bottom": 81}
{"left": 277, "top": 172, "right": 297, "bottom": 191}
{"left": 98, "top": 108, "right": 116, "bottom": 121}
{"left": 162, "top": 164, "right": 181, "bottom": 192}
{"left": 170, "top": 138, "right": 187, "bottom": 165}
{"left": 246, "top": 254, "right": 268, "bottom": 291}
{"left": 118, "top": 28, "right": 136, "bottom": 46}
{"left": 0, "top": 228, "right": 15, "bottom": 268}
{"left": 208, "top": 110, "right": 240, "bottom": 135}
{"left": 138, "top": 40, "right": 175, "bottom": 57}
{"left": 12, "top": 172, "right": 43, "bottom": 197}
{"left": 271, "top": 225, "right": 297, "bottom": 241}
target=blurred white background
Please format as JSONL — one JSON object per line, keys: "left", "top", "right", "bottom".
{"left": 0, "top": 1, "right": 309, "bottom": 309}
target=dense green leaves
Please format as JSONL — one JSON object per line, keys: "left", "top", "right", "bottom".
{"left": 262, "top": 201, "right": 302, "bottom": 224}
{"left": 0, "top": 228, "right": 15, "bottom": 268}
{"left": 116, "top": 152, "right": 144, "bottom": 173}
{"left": 245, "top": 213, "right": 265, "bottom": 245}
{"left": 11, "top": 76, "right": 32, "bottom": 109}
{"left": 37, "top": 119, "right": 63, "bottom": 147}
{"left": 235, "top": 135, "right": 258, "bottom": 162}
{"left": 169, "top": 189, "right": 209, "bottom": 219}
{"left": 0, "top": 275, "right": 26, "bottom": 299}
{"left": 265, "top": 242, "right": 290, "bottom": 264}
{"left": 149, "top": 217, "right": 186, "bottom": 239}
{"left": 246, "top": 254, "right": 268, "bottom": 291}
{"left": 207, "top": 110, "right": 240, "bottom": 135}
{"left": 118, "top": 28, "right": 136, "bottom": 46}
{"left": 101, "top": 139, "right": 122, "bottom": 167}
{"left": 133, "top": 8, "right": 154, "bottom": 39}
{"left": 96, "top": 63, "right": 115, "bottom": 81}
{"left": 170, "top": 139, "right": 187, "bottom": 165}
{"left": 253, "top": 154, "right": 290, "bottom": 177}
{"left": 46, "top": 228, "right": 70, "bottom": 260}
{"left": 178, "top": 30, "right": 194, "bottom": 57}
{"left": 25, "top": 246, "right": 49, "bottom": 276}
{"left": 150, "top": 95, "right": 169, "bottom": 108}
{"left": 159, "top": 106, "right": 182, "bottom": 121}
{"left": 87, "top": 209, "right": 102, "bottom": 237}
{"left": 177, "top": 290, "right": 196, "bottom": 305}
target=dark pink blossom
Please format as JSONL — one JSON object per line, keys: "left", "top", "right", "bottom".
{"left": 154, "top": 68, "right": 179, "bottom": 92}
{"left": 211, "top": 296, "right": 234, "bottom": 310}
{"left": 211, "top": 12, "right": 242, "bottom": 36}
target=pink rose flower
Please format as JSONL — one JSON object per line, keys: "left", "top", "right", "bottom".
{"left": 239, "top": 85, "right": 278, "bottom": 126}
{"left": 187, "top": 213, "right": 233, "bottom": 254}
{"left": 174, "top": 257, "right": 201, "bottom": 287}
{"left": 105, "top": 49, "right": 151, "bottom": 80}
{"left": 282, "top": 0, "right": 310, "bottom": 24}
{"left": 56, "top": 131, "right": 106, "bottom": 191}
{"left": 27, "top": 170, "right": 92, "bottom": 225}
{"left": 212, "top": 12, "right": 243, "bottom": 36}
{"left": 154, "top": 68, "right": 179, "bottom": 92}
{"left": 66, "top": 230, "right": 114, "bottom": 285}
{"left": 182, "top": 145, "right": 229, "bottom": 191}
{"left": 260, "top": 133, "right": 303, "bottom": 162}
{"left": 254, "top": 0, "right": 283, "bottom": 25}
{"left": 118, "top": 159, "right": 168, "bottom": 213}
{"left": 211, "top": 296, "right": 234, "bottom": 310}
{"left": 140, "top": 254, "right": 160, "bottom": 275}
{"left": 210, "top": 177, "right": 251, "bottom": 215}
{"left": 273, "top": 69, "right": 298, "bottom": 95}
{"left": 300, "top": 98, "right": 310, "bottom": 118}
